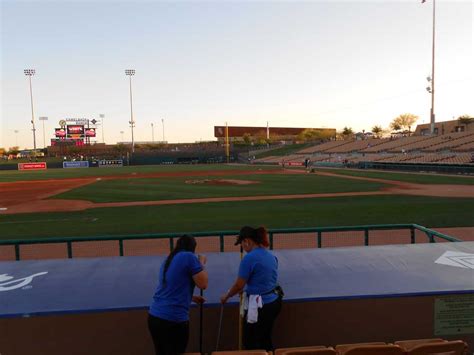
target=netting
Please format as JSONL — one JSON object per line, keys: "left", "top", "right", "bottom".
{"left": 2, "top": 226, "right": 460, "bottom": 261}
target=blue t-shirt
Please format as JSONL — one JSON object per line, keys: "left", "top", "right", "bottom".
{"left": 238, "top": 247, "right": 279, "bottom": 304}
{"left": 149, "top": 251, "right": 203, "bottom": 322}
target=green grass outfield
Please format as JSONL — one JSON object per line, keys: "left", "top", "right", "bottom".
{"left": 0, "top": 164, "right": 280, "bottom": 182}
{"left": 50, "top": 174, "right": 387, "bottom": 202}
{"left": 318, "top": 168, "right": 474, "bottom": 185}
{"left": 0, "top": 195, "right": 472, "bottom": 240}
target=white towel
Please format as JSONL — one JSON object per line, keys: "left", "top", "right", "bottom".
{"left": 240, "top": 293, "right": 263, "bottom": 324}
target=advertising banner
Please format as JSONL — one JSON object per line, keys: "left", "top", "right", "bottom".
{"left": 67, "top": 125, "right": 84, "bottom": 135}
{"left": 280, "top": 162, "right": 304, "bottom": 167}
{"left": 55, "top": 128, "right": 67, "bottom": 138}
{"left": 18, "top": 162, "right": 47, "bottom": 171}
{"left": 85, "top": 128, "right": 96, "bottom": 137}
{"left": 63, "top": 161, "right": 89, "bottom": 169}
{"left": 99, "top": 160, "right": 123, "bottom": 168}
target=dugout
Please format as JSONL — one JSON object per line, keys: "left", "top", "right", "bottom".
{"left": 1, "top": 243, "right": 473, "bottom": 354}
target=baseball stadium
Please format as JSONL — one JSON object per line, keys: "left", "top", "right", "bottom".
{"left": 1, "top": 1, "right": 474, "bottom": 355}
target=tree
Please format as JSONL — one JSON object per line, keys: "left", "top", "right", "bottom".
{"left": 390, "top": 122, "right": 402, "bottom": 132}
{"left": 391, "top": 113, "right": 419, "bottom": 134}
{"left": 458, "top": 114, "right": 473, "bottom": 131}
{"left": 371, "top": 125, "right": 383, "bottom": 138}
{"left": 341, "top": 127, "right": 354, "bottom": 139}
{"left": 0, "top": 148, "right": 5, "bottom": 156}
{"left": 7, "top": 146, "right": 20, "bottom": 155}
{"left": 242, "top": 133, "right": 252, "bottom": 145}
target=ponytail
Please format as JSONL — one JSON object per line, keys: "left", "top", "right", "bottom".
{"left": 162, "top": 235, "right": 197, "bottom": 285}
{"left": 255, "top": 226, "right": 270, "bottom": 248}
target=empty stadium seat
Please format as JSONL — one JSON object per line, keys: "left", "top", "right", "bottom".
{"left": 275, "top": 346, "right": 327, "bottom": 355}
{"left": 212, "top": 351, "right": 269, "bottom": 355}
{"left": 335, "top": 342, "right": 386, "bottom": 354}
{"left": 340, "top": 344, "right": 403, "bottom": 355}
{"left": 279, "top": 348, "right": 337, "bottom": 355}
{"left": 394, "top": 338, "right": 446, "bottom": 351}
{"left": 406, "top": 340, "right": 468, "bottom": 355}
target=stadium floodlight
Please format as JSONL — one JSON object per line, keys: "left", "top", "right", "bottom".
{"left": 125, "top": 69, "right": 136, "bottom": 152}
{"left": 24, "top": 68, "right": 37, "bottom": 154}
{"left": 39, "top": 117, "right": 48, "bottom": 149}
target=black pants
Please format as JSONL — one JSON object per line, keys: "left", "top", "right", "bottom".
{"left": 147, "top": 314, "right": 189, "bottom": 355}
{"left": 243, "top": 297, "right": 282, "bottom": 351}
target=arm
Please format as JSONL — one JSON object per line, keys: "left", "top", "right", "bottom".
{"left": 192, "top": 270, "right": 208, "bottom": 290}
{"left": 220, "top": 277, "right": 246, "bottom": 304}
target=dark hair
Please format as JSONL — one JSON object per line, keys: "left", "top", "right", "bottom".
{"left": 162, "top": 235, "right": 197, "bottom": 285}
{"left": 238, "top": 226, "right": 270, "bottom": 248}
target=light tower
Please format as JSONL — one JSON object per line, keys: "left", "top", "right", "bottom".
{"left": 24, "top": 69, "right": 37, "bottom": 152}
{"left": 125, "top": 69, "right": 136, "bottom": 152}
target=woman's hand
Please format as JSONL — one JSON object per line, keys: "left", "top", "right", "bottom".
{"left": 192, "top": 295, "right": 206, "bottom": 304}
{"left": 220, "top": 293, "right": 230, "bottom": 304}
{"left": 198, "top": 254, "right": 207, "bottom": 266}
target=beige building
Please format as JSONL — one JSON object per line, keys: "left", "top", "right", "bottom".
{"left": 414, "top": 119, "right": 473, "bottom": 136}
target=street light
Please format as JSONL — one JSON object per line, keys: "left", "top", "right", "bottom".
{"left": 99, "top": 114, "right": 105, "bottom": 143}
{"left": 39, "top": 116, "right": 48, "bottom": 149}
{"left": 24, "top": 69, "right": 37, "bottom": 153}
{"left": 125, "top": 69, "right": 136, "bottom": 152}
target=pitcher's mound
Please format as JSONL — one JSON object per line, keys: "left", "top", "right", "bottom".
{"left": 185, "top": 179, "right": 259, "bottom": 186}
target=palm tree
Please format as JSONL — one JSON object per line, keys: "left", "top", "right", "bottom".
{"left": 341, "top": 127, "right": 354, "bottom": 140}
{"left": 371, "top": 125, "right": 383, "bottom": 138}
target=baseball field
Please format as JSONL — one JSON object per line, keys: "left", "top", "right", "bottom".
{"left": 0, "top": 164, "right": 473, "bottom": 244}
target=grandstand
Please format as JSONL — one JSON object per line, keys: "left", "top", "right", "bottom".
{"left": 253, "top": 132, "right": 474, "bottom": 169}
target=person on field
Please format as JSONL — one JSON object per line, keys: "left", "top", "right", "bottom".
{"left": 148, "top": 235, "right": 208, "bottom": 355}
{"left": 220, "top": 226, "right": 283, "bottom": 351}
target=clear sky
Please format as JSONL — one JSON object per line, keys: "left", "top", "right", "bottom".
{"left": 1, "top": 0, "right": 472, "bottom": 148}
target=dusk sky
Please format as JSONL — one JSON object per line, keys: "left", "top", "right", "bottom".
{"left": 1, "top": 0, "right": 472, "bottom": 148}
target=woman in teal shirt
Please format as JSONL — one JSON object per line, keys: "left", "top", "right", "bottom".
{"left": 221, "top": 226, "right": 282, "bottom": 351}
{"left": 148, "top": 235, "right": 208, "bottom": 355}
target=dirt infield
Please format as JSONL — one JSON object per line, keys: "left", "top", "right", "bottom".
{"left": 0, "top": 168, "right": 473, "bottom": 215}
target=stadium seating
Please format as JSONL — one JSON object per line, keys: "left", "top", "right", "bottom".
{"left": 278, "top": 349, "right": 337, "bottom": 355}
{"left": 212, "top": 351, "right": 269, "bottom": 355}
{"left": 298, "top": 140, "right": 351, "bottom": 154}
{"left": 211, "top": 339, "right": 469, "bottom": 355}
{"left": 361, "top": 136, "right": 432, "bottom": 153}
{"left": 338, "top": 344, "right": 404, "bottom": 355}
{"left": 453, "top": 140, "right": 474, "bottom": 152}
{"left": 324, "top": 139, "right": 385, "bottom": 154}
{"left": 406, "top": 340, "right": 467, "bottom": 355}
{"left": 335, "top": 342, "right": 386, "bottom": 354}
{"left": 394, "top": 338, "right": 446, "bottom": 351}
{"left": 275, "top": 346, "right": 328, "bottom": 355}
{"left": 424, "top": 133, "right": 474, "bottom": 152}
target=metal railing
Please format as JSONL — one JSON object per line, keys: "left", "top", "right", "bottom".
{"left": 0, "top": 224, "right": 461, "bottom": 261}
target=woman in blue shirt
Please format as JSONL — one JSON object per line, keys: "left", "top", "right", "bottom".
{"left": 148, "top": 235, "right": 208, "bottom": 355}
{"left": 220, "top": 226, "right": 282, "bottom": 351}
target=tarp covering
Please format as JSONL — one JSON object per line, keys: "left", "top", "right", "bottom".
{"left": 1, "top": 242, "right": 473, "bottom": 318}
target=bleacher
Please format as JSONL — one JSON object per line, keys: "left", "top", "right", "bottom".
{"left": 252, "top": 132, "right": 473, "bottom": 167}
{"left": 208, "top": 339, "right": 469, "bottom": 354}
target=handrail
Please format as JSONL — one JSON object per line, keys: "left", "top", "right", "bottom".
{"left": 0, "top": 224, "right": 462, "bottom": 261}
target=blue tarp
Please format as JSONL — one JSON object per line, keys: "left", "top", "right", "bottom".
{"left": 0, "top": 242, "right": 473, "bottom": 318}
